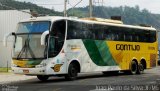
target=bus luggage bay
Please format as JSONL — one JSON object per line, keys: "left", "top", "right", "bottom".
{"left": 4, "top": 16, "right": 158, "bottom": 81}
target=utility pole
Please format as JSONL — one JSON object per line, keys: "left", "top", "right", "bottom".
{"left": 64, "top": 0, "right": 67, "bottom": 17}
{"left": 89, "top": 0, "right": 93, "bottom": 17}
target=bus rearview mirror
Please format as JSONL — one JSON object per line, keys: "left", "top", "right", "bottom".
{"left": 3, "top": 32, "right": 15, "bottom": 47}
{"left": 41, "top": 31, "right": 49, "bottom": 45}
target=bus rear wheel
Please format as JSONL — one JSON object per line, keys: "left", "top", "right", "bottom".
{"left": 65, "top": 63, "right": 78, "bottom": 80}
{"left": 37, "top": 75, "right": 49, "bottom": 81}
{"left": 137, "top": 63, "right": 144, "bottom": 74}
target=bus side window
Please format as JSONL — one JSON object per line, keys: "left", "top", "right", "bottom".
{"left": 104, "top": 26, "right": 112, "bottom": 40}
{"left": 105, "top": 32, "right": 112, "bottom": 40}
{"left": 125, "top": 34, "right": 132, "bottom": 42}
{"left": 83, "top": 31, "right": 88, "bottom": 39}
{"left": 118, "top": 33, "right": 124, "bottom": 41}
{"left": 114, "top": 34, "right": 118, "bottom": 41}
{"left": 67, "top": 21, "right": 79, "bottom": 39}
{"left": 139, "top": 30, "right": 148, "bottom": 42}
{"left": 111, "top": 33, "right": 115, "bottom": 40}
{"left": 98, "top": 25, "right": 105, "bottom": 40}
{"left": 101, "top": 30, "right": 106, "bottom": 40}
{"left": 132, "top": 34, "right": 139, "bottom": 42}
{"left": 89, "top": 24, "right": 96, "bottom": 39}
{"left": 150, "top": 31, "right": 156, "bottom": 42}
{"left": 145, "top": 31, "right": 150, "bottom": 42}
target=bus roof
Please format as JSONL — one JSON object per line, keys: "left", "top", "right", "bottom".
{"left": 20, "top": 16, "right": 157, "bottom": 31}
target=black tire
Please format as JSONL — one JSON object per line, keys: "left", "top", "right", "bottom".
{"left": 125, "top": 61, "right": 138, "bottom": 75}
{"left": 65, "top": 63, "right": 78, "bottom": 81}
{"left": 37, "top": 75, "right": 49, "bottom": 81}
{"left": 137, "top": 63, "right": 144, "bottom": 74}
{"left": 130, "top": 61, "right": 138, "bottom": 75}
{"left": 158, "top": 60, "right": 160, "bottom": 65}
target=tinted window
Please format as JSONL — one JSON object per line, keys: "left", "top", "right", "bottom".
{"left": 17, "top": 21, "right": 50, "bottom": 33}
{"left": 48, "top": 20, "right": 66, "bottom": 57}
{"left": 67, "top": 20, "right": 156, "bottom": 43}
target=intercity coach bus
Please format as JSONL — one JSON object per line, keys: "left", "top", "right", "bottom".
{"left": 4, "top": 16, "right": 158, "bottom": 81}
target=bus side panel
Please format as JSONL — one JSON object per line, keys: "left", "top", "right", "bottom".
{"left": 106, "top": 41, "right": 130, "bottom": 70}
{"left": 64, "top": 39, "right": 91, "bottom": 72}
{"left": 107, "top": 41, "right": 158, "bottom": 70}
{"left": 64, "top": 39, "right": 157, "bottom": 73}
{"left": 82, "top": 40, "right": 121, "bottom": 72}
{"left": 65, "top": 39, "right": 121, "bottom": 72}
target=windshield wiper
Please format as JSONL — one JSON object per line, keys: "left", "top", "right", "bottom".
{"left": 17, "top": 38, "right": 36, "bottom": 60}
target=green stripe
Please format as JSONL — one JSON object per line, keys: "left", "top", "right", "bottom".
{"left": 27, "top": 60, "right": 42, "bottom": 65}
{"left": 83, "top": 40, "right": 117, "bottom": 66}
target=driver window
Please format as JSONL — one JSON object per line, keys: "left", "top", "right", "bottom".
{"left": 48, "top": 20, "right": 66, "bottom": 57}
{"left": 48, "top": 36, "right": 55, "bottom": 57}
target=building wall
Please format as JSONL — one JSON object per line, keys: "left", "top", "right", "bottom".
{"left": 0, "top": 10, "right": 31, "bottom": 67}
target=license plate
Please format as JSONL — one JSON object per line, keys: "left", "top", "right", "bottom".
{"left": 23, "top": 70, "right": 29, "bottom": 73}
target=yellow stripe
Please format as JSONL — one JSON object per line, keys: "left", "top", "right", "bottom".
{"left": 13, "top": 60, "right": 28, "bottom": 67}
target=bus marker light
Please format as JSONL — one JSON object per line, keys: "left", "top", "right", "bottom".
{"left": 61, "top": 49, "right": 65, "bottom": 53}
{"left": 39, "top": 70, "right": 45, "bottom": 73}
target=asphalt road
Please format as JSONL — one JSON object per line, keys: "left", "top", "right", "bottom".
{"left": 1, "top": 66, "right": 160, "bottom": 91}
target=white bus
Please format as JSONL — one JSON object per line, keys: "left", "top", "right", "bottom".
{"left": 4, "top": 16, "right": 158, "bottom": 81}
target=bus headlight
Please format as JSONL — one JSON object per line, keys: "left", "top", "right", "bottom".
{"left": 12, "top": 64, "right": 18, "bottom": 67}
{"left": 35, "top": 63, "right": 47, "bottom": 68}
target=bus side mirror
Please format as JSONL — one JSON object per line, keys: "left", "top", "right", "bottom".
{"left": 41, "top": 31, "right": 49, "bottom": 45}
{"left": 3, "top": 32, "right": 15, "bottom": 47}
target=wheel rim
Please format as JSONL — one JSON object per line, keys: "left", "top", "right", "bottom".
{"left": 139, "top": 64, "right": 144, "bottom": 71}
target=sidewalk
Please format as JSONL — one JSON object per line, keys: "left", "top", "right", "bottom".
{"left": 0, "top": 72, "right": 36, "bottom": 84}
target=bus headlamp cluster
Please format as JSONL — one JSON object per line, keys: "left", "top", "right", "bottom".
{"left": 35, "top": 63, "right": 47, "bottom": 68}
{"left": 12, "top": 64, "right": 18, "bottom": 67}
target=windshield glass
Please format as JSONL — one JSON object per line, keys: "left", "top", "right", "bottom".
{"left": 13, "top": 34, "right": 47, "bottom": 59}
{"left": 17, "top": 21, "right": 50, "bottom": 33}
{"left": 13, "top": 21, "right": 50, "bottom": 59}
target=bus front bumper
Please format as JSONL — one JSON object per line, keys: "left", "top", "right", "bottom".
{"left": 11, "top": 67, "right": 46, "bottom": 75}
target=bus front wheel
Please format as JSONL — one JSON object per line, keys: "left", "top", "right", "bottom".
{"left": 37, "top": 75, "right": 49, "bottom": 81}
{"left": 65, "top": 63, "right": 78, "bottom": 80}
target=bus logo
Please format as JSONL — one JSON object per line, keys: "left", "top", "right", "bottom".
{"left": 116, "top": 44, "right": 140, "bottom": 51}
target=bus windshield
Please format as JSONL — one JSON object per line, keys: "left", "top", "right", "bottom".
{"left": 16, "top": 21, "right": 50, "bottom": 33}
{"left": 13, "top": 21, "right": 50, "bottom": 59}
